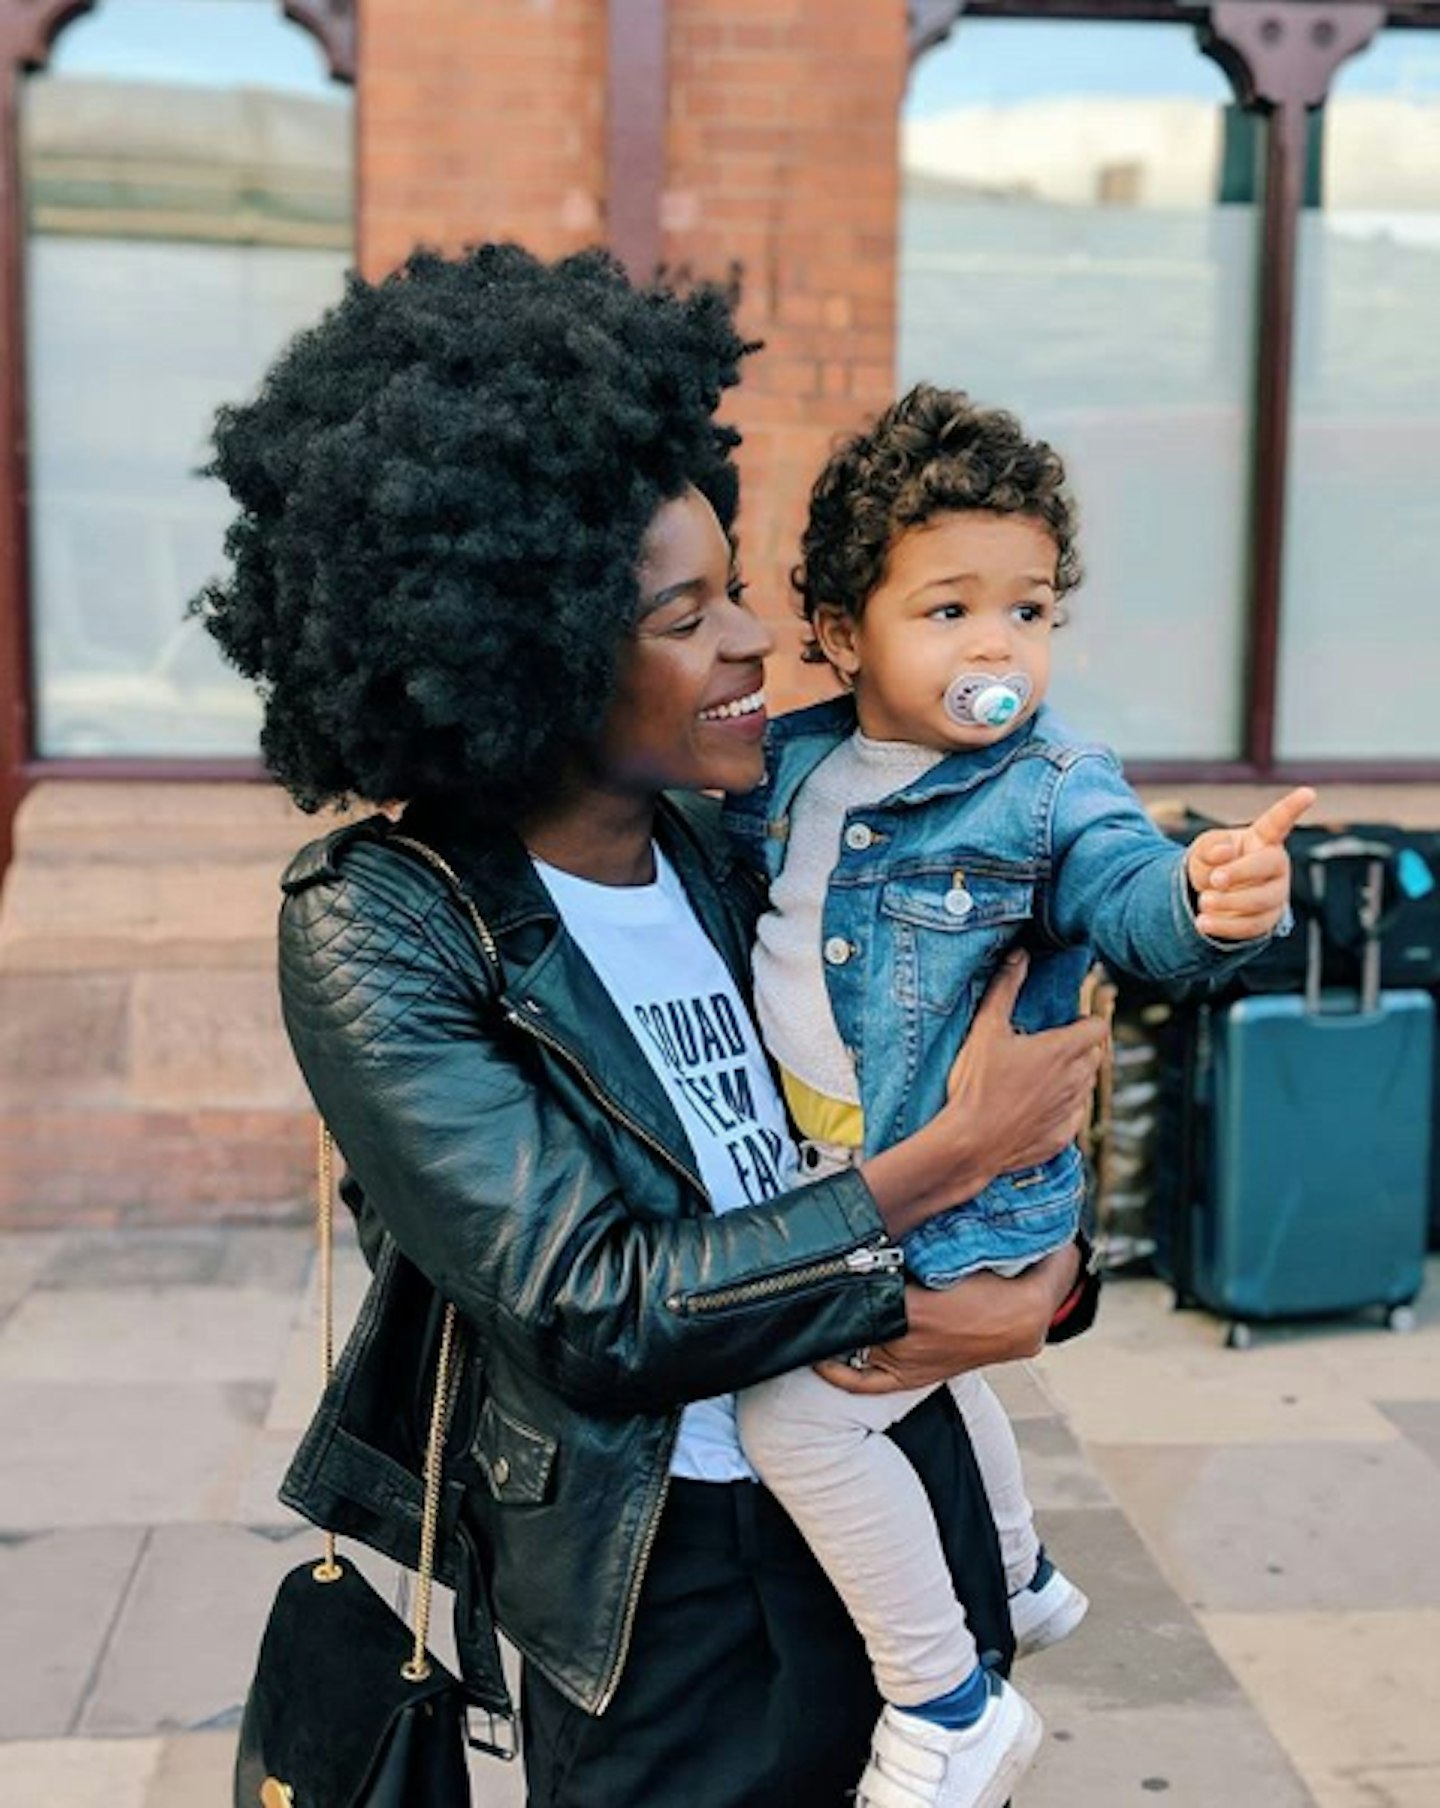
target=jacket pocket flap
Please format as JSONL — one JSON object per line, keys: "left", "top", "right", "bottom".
{"left": 880, "top": 871, "right": 1033, "bottom": 931}
{"left": 473, "top": 1397, "right": 557, "bottom": 1504}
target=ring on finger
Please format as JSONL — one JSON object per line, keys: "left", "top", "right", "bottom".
{"left": 845, "top": 1346, "right": 872, "bottom": 1372}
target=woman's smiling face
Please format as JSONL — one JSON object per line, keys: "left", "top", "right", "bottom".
{"left": 593, "top": 486, "right": 775, "bottom": 798}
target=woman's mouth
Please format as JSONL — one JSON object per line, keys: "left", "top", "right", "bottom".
{"left": 697, "top": 687, "right": 766, "bottom": 725}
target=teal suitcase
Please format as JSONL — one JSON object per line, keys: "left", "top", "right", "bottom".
{"left": 1184, "top": 841, "right": 1432, "bottom": 1344}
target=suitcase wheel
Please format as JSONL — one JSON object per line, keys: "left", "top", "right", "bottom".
{"left": 1386, "top": 1304, "right": 1418, "bottom": 1335}
{"left": 1224, "top": 1322, "right": 1255, "bottom": 1351}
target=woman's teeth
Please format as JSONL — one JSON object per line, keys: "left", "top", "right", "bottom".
{"left": 698, "top": 689, "right": 765, "bottom": 722}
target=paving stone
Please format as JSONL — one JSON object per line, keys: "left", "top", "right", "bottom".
{"left": 1377, "top": 1399, "right": 1440, "bottom": 1470}
{"left": 0, "top": 1230, "right": 62, "bottom": 1322}
{"left": 1041, "top": 1279, "right": 1403, "bottom": 1445}
{"left": 35, "top": 1227, "right": 312, "bottom": 1294}
{"left": 0, "top": 1736, "right": 161, "bottom": 1805}
{"left": 1022, "top": 1697, "right": 1317, "bottom": 1807}
{"left": 0, "top": 1286, "right": 297, "bottom": 1385}
{"left": 0, "top": 1528, "right": 146, "bottom": 1738}
{"left": 985, "top": 1357, "right": 1058, "bottom": 1421}
{"left": 1201, "top": 1611, "right": 1440, "bottom": 1808}
{"left": 81, "top": 1523, "right": 313, "bottom": 1736}
{"left": 1014, "top": 1414, "right": 1115, "bottom": 1513}
{"left": 0, "top": 1382, "right": 264, "bottom": 1530}
{"left": 1009, "top": 1505, "right": 1241, "bottom": 1711}
{"left": 144, "top": 1731, "right": 237, "bottom": 1807}
{"left": 1087, "top": 1440, "right": 1440, "bottom": 1614}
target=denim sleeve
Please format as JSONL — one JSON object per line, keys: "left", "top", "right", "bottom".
{"left": 1043, "top": 751, "right": 1271, "bottom": 987}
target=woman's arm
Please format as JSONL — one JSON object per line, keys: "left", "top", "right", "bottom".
{"left": 815, "top": 1243, "right": 1083, "bottom": 1395}
{"left": 281, "top": 852, "right": 1103, "bottom": 1417}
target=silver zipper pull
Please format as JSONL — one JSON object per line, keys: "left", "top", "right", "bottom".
{"left": 845, "top": 1243, "right": 905, "bottom": 1274}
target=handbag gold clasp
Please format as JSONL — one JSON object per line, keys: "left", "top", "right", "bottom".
{"left": 260, "top": 1781, "right": 295, "bottom": 1807}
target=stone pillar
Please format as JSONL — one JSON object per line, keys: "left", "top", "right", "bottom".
{"left": 0, "top": 781, "right": 319, "bottom": 1228}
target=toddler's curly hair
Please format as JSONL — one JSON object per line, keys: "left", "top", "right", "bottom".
{"left": 194, "top": 243, "right": 751, "bottom": 815}
{"left": 794, "top": 383, "right": 1082, "bottom": 661}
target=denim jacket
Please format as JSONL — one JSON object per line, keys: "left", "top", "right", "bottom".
{"left": 723, "top": 696, "right": 1268, "bottom": 1284}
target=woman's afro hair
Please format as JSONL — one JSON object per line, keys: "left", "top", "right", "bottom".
{"left": 194, "top": 243, "right": 751, "bottom": 814}
{"left": 793, "top": 382, "right": 1082, "bottom": 660}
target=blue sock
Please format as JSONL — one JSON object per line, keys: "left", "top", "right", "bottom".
{"left": 904, "top": 1664, "right": 992, "bottom": 1730}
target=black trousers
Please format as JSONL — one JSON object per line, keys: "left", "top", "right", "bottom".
{"left": 520, "top": 1390, "right": 1011, "bottom": 1808}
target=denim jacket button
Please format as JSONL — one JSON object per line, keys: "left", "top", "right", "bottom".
{"left": 823, "top": 936, "right": 853, "bottom": 966}
{"left": 843, "top": 823, "right": 874, "bottom": 852}
{"left": 943, "top": 887, "right": 975, "bottom": 919}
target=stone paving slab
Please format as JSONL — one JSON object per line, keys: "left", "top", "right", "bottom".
{"left": 1378, "top": 1398, "right": 1440, "bottom": 1470}
{"left": 39, "top": 1226, "right": 311, "bottom": 1294}
{"left": 81, "top": 1523, "right": 314, "bottom": 1737}
{"left": 1022, "top": 1698, "right": 1317, "bottom": 1806}
{"left": 0, "top": 1527, "right": 146, "bottom": 1738}
{"left": 1201, "top": 1610, "right": 1440, "bottom": 1808}
{"left": 0, "top": 1380, "right": 267, "bottom": 1530}
{"left": 1086, "top": 1439, "right": 1440, "bottom": 1614}
{"left": 1015, "top": 1504, "right": 1248, "bottom": 1712}
{"left": 0, "top": 1285, "right": 299, "bottom": 1385}
{"left": 1014, "top": 1413, "right": 1116, "bottom": 1514}
{"left": 3, "top": 1736, "right": 162, "bottom": 1806}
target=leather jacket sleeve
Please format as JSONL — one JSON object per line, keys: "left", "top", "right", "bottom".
{"left": 278, "top": 845, "right": 908, "bottom": 1415}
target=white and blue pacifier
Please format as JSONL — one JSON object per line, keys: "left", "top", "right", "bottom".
{"left": 942, "top": 671, "right": 1033, "bottom": 730}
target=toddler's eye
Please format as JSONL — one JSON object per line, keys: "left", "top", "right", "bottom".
{"left": 727, "top": 578, "right": 750, "bottom": 606}
{"left": 1013, "top": 601, "right": 1051, "bottom": 625}
{"left": 929, "top": 602, "right": 966, "bottom": 621}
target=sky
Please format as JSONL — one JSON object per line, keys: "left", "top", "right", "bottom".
{"left": 907, "top": 17, "right": 1440, "bottom": 117}
{"left": 49, "top": 0, "right": 334, "bottom": 94}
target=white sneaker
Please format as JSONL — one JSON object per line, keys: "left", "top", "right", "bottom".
{"left": 854, "top": 1674, "right": 1043, "bottom": 1808}
{"left": 1009, "top": 1548, "right": 1089, "bottom": 1659}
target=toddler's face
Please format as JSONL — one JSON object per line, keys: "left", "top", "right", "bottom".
{"left": 816, "top": 510, "right": 1059, "bottom": 751}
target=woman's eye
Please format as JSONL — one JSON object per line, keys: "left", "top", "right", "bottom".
{"left": 727, "top": 578, "right": 750, "bottom": 606}
{"left": 665, "top": 615, "right": 704, "bottom": 637}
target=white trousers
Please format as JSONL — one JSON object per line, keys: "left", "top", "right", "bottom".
{"left": 735, "top": 1146, "right": 1041, "bottom": 1706}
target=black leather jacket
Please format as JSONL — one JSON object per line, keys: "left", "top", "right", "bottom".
{"left": 275, "top": 794, "right": 924, "bottom": 1720}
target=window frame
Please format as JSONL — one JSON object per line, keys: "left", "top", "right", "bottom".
{"left": 908, "top": 0, "right": 1440, "bottom": 784}
{"left": 0, "top": 0, "right": 356, "bottom": 871}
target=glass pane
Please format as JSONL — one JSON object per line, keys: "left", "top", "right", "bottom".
{"left": 900, "top": 19, "right": 1257, "bottom": 760}
{"left": 1276, "top": 32, "right": 1440, "bottom": 761}
{"left": 24, "top": 0, "right": 353, "bottom": 759}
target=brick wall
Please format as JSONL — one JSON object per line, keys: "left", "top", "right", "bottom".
{"left": 666, "top": 0, "right": 908, "bottom": 711}
{"left": 359, "top": 0, "right": 607, "bottom": 273}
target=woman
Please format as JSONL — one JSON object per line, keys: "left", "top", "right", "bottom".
{"left": 201, "top": 244, "right": 1105, "bottom": 1806}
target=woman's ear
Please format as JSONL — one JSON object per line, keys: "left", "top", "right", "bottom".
{"left": 813, "top": 604, "right": 862, "bottom": 680}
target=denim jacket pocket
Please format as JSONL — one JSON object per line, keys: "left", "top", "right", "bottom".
{"left": 881, "top": 867, "right": 1034, "bottom": 1017}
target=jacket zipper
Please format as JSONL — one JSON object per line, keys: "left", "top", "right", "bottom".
{"left": 667, "top": 1238, "right": 905, "bottom": 1315}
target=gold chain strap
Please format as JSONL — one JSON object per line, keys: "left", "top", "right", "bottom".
{"left": 314, "top": 1123, "right": 456, "bottom": 1683}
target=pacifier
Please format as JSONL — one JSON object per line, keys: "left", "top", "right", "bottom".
{"left": 942, "top": 671, "right": 1033, "bottom": 729}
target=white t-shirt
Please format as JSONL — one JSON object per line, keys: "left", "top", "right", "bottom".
{"left": 532, "top": 846, "right": 800, "bottom": 1481}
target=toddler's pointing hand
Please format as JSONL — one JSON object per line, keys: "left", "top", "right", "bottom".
{"left": 1185, "top": 786, "right": 1317, "bottom": 941}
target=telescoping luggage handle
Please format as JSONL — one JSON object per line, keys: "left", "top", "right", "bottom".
{"left": 1304, "top": 837, "right": 1392, "bottom": 1016}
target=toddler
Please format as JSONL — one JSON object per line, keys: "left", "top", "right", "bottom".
{"left": 724, "top": 385, "right": 1311, "bottom": 1808}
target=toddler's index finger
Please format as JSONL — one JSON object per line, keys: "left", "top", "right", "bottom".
{"left": 1248, "top": 786, "right": 1317, "bottom": 847}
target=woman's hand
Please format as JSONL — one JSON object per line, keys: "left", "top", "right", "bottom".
{"left": 860, "top": 951, "right": 1108, "bottom": 1239}
{"left": 815, "top": 1243, "right": 1082, "bottom": 1394}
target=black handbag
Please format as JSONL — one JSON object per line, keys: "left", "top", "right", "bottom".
{"left": 233, "top": 1128, "right": 483, "bottom": 1807}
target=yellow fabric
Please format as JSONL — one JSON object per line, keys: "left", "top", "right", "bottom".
{"left": 780, "top": 1068, "right": 864, "bottom": 1149}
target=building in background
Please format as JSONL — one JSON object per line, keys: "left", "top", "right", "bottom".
{"left": 1, "top": 0, "right": 1437, "bottom": 1225}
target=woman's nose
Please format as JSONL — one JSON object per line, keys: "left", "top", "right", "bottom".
{"left": 727, "top": 602, "right": 776, "bottom": 661}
